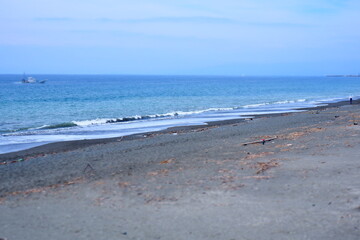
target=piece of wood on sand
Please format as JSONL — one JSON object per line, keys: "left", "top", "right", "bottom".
{"left": 241, "top": 137, "right": 277, "bottom": 146}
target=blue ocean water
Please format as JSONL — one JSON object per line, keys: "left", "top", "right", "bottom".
{"left": 1, "top": 74, "right": 359, "bottom": 154}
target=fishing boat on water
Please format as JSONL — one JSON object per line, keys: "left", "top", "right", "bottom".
{"left": 21, "top": 73, "right": 47, "bottom": 84}
{"left": 22, "top": 76, "right": 37, "bottom": 83}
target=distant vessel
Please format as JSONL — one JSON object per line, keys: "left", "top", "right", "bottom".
{"left": 22, "top": 74, "right": 36, "bottom": 83}
{"left": 21, "top": 73, "right": 47, "bottom": 83}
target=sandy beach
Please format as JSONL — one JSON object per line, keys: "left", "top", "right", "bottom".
{"left": 1, "top": 102, "right": 360, "bottom": 240}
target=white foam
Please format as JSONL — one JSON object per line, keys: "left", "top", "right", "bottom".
{"left": 243, "top": 99, "right": 309, "bottom": 109}
{"left": 70, "top": 108, "right": 237, "bottom": 128}
{"left": 72, "top": 118, "right": 110, "bottom": 126}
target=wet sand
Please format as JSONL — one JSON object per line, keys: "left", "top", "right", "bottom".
{"left": 0, "top": 102, "right": 360, "bottom": 239}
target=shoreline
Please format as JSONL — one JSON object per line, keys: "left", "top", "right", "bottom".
{"left": 0, "top": 98, "right": 355, "bottom": 162}
{"left": 1, "top": 97, "right": 360, "bottom": 239}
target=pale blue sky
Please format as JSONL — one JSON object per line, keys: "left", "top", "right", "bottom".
{"left": 0, "top": 0, "right": 359, "bottom": 75}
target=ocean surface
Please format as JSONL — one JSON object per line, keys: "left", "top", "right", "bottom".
{"left": 1, "top": 74, "right": 359, "bottom": 154}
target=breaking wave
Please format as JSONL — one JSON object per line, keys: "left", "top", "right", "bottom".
{"left": 2, "top": 98, "right": 314, "bottom": 135}
{"left": 243, "top": 99, "right": 307, "bottom": 108}
{"left": 72, "top": 107, "right": 235, "bottom": 127}
{"left": 39, "top": 122, "right": 78, "bottom": 129}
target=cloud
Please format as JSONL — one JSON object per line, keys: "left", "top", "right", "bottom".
{"left": 33, "top": 16, "right": 236, "bottom": 24}
{"left": 245, "top": 21, "right": 312, "bottom": 28}
{"left": 33, "top": 15, "right": 309, "bottom": 30}
{"left": 34, "top": 17, "right": 73, "bottom": 22}
{"left": 109, "top": 16, "right": 235, "bottom": 24}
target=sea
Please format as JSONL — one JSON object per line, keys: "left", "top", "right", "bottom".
{"left": 1, "top": 74, "right": 359, "bottom": 154}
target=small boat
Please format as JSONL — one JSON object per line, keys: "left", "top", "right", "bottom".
{"left": 21, "top": 73, "right": 47, "bottom": 84}
{"left": 22, "top": 76, "right": 37, "bottom": 83}
{"left": 21, "top": 73, "right": 36, "bottom": 83}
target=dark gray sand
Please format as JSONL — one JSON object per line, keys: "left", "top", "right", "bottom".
{"left": 1, "top": 103, "right": 360, "bottom": 240}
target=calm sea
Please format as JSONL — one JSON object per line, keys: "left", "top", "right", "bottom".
{"left": 1, "top": 74, "right": 359, "bottom": 154}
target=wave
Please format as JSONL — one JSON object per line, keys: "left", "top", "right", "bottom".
{"left": 2, "top": 108, "right": 232, "bottom": 135}
{"left": 2, "top": 98, "right": 316, "bottom": 135}
{"left": 0, "top": 127, "right": 32, "bottom": 134}
{"left": 2, "top": 98, "right": 317, "bottom": 136}
{"left": 72, "top": 108, "right": 236, "bottom": 127}
{"left": 70, "top": 99, "right": 311, "bottom": 128}
{"left": 2, "top": 122, "right": 78, "bottom": 136}
{"left": 39, "top": 122, "right": 78, "bottom": 129}
{"left": 243, "top": 99, "right": 308, "bottom": 108}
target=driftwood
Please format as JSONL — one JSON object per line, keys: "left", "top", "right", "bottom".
{"left": 241, "top": 137, "right": 277, "bottom": 146}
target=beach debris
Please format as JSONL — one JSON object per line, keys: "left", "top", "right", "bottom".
{"left": 241, "top": 175, "right": 272, "bottom": 180}
{"left": 278, "top": 127, "right": 323, "bottom": 140}
{"left": 218, "top": 169, "right": 232, "bottom": 174}
{"left": 255, "top": 160, "right": 279, "bottom": 174}
{"left": 4, "top": 178, "right": 83, "bottom": 198}
{"left": 144, "top": 195, "right": 177, "bottom": 204}
{"left": 0, "top": 153, "right": 48, "bottom": 166}
{"left": 273, "top": 143, "right": 293, "bottom": 152}
{"left": 219, "top": 175, "right": 237, "bottom": 184}
{"left": 148, "top": 169, "right": 169, "bottom": 176}
{"left": 83, "top": 163, "right": 97, "bottom": 176}
{"left": 118, "top": 182, "right": 130, "bottom": 188}
{"left": 191, "top": 126, "right": 218, "bottom": 133}
{"left": 160, "top": 158, "right": 175, "bottom": 164}
{"left": 241, "top": 137, "right": 277, "bottom": 146}
{"left": 94, "top": 181, "right": 106, "bottom": 186}
{"left": 245, "top": 152, "right": 274, "bottom": 160}
{"left": 280, "top": 148, "right": 291, "bottom": 152}
{"left": 275, "top": 143, "right": 293, "bottom": 148}
{"left": 225, "top": 184, "right": 245, "bottom": 190}
{"left": 0, "top": 158, "right": 25, "bottom": 165}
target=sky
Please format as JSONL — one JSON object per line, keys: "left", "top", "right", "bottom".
{"left": 0, "top": 0, "right": 359, "bottom": 75}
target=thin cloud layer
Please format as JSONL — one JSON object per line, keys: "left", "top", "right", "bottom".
{"left": 0, "top": 0, "right": 359, "bottom": 74}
